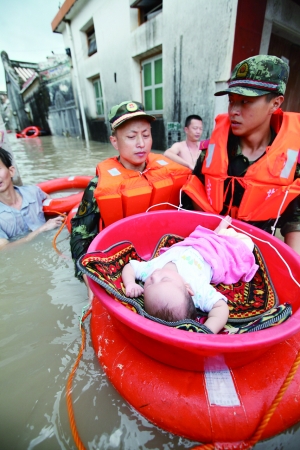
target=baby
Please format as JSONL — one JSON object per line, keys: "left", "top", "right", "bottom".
{"left": 121, "top": 216, "right": 258, "bottom": 334}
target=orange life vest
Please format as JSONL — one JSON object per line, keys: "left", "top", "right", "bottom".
{"left": 94, "top": 153, "right": 191, "bottom": 226}
{"left": 182, "top": 110, "right": 300, "bottom": 221}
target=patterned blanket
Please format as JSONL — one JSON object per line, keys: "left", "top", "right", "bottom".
{"left": 78, "top": 234, "right": 292, "bottom": 334}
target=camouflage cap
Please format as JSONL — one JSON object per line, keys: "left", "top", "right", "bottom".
{"left": 214, "top": 55, "right": 289, "bottom": 97}
{"left": 108, "top": 100, "right": 155, "bottom": 130}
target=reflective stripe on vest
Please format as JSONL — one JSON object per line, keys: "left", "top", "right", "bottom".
{"left": 205, "top": 144, "right": 215, "bottom": 168}
{"left": 281, "top": 149, "right": 298, "bottom": 179}
{"left": 182, "top": 110, "right": 300, "bottom": 221}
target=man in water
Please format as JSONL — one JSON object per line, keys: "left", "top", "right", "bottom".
{"left": 0, "top": 148, "right": 63, "bottom": 249}
{"left": 164, "top": 115, "right": 203, "bottom": 170}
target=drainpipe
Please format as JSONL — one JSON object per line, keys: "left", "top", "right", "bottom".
{"left": 65, "top": 21, "right": 90, "bottom": 148}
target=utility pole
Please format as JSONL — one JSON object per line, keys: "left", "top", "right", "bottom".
{"left": 66, "top": 21, "right": 90, "bottom": 148}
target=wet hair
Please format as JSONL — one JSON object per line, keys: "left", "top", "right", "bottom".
{"left": 265, "top": 92, "right": 282, "bottom": 102}
{"left": 154, "top": 306, "right": 183, "bottom": 322}
{"left": 0, "top": 148, "right": 13, "bottom": 168}
{"left": 185, "top": 115, "right": 203, "bottom": 128}
{"left": 147, "top": 289, "right": 197, "bottom": 323}
{"left": 185, "top": 290, "right": 197, "bottom": 320}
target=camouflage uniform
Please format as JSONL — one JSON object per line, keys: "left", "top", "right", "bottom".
{"left": 70, "top": 100, "right": 156, "bottom": 280}
{"left": 70, "top": 177, "right": 100, "bottom": 280}
{"left": 214, "top": 55, "right": 289, "bottom": 97}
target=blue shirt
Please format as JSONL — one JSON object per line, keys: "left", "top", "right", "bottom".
{"left": 0, "top": 185, "right": 47, "bottom": 240}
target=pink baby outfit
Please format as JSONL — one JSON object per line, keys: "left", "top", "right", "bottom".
{"left": 160, "top": 225, "right": 258, "bottom": 285}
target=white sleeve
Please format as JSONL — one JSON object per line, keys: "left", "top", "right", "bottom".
{"left": 129, "top": 259, "right": 156, "bottom": 282}
{"left": 193, "top": 283, "right": 227, "bottom": 312}
{"left": 129, "top": 247, "right": 185, "bottom": 282}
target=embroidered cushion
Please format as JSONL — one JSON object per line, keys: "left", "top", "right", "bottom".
{"left": 78, "top": 235, "right": 292, "bottom": 334}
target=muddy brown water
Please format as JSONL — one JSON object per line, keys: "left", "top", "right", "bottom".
{"left": 1, "top": 135, "right": 299, "bottom": 449}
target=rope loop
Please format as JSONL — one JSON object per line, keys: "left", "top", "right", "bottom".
{"left": 51, "top": 211, "right": 73, "bottom": 259}
{"left": 66, "top": 305, "right": 92, "bottom": 450}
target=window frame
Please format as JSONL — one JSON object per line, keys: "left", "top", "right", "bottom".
{"left": 86, "top": 26, "right": 97, "bottom": 57}
{"left": 142, "top": 55, "right": 163, "bottom": 115}
{"left": 92, "top": 78, "right": 104, "bottom": 117}
{"left": 131, "top": 0, "right": 162, "bottom": 25}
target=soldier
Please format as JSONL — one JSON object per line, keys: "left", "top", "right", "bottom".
{"left": 182, "top": 55, "right": 300, "bottom": 255}
{"left": 70, "top": 100, "right": 191, "bottom": 301}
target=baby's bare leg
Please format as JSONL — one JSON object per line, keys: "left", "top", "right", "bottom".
{"left": 214, "top": 215, "right": 232, "bottom": 234}
{"left": 204, "top": 300, "right": 229, "bottom": 334}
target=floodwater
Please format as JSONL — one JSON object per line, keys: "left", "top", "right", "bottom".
{"left": 1, "top": 134, "right": 300, "bottom": 450}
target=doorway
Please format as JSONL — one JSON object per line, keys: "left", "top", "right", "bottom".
{"left": 268, "top": 32, "right": 300, "bottom": 112}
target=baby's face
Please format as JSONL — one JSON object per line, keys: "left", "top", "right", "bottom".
{"left": 143, "top": 268, "right": 187, "bottom": 318}
{"left": 144, "top": 267, "right": 185, "bottom": 291}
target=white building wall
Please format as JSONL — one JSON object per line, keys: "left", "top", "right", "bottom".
{"left": 60, "top": 0, "right": 162, "bottom": 126}
{"left": 57, "top": 0, "right": 239, "bottom": 143}
{"left": 130, "top": 11, "right": 163, "bottom": 101}
{"left": 163, "top": 0, "right": 238, "bottom": 137}
{"left": 92, "top": 0, "right": 135, "bottom": 112}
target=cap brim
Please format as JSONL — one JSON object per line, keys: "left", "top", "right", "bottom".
{"left": 214, "top": 86, "right": 272, "bottom": 97}
{"left": 112, "top": 111, "right": 156, "bottom": 129}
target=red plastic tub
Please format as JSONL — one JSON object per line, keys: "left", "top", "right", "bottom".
{"left": 88, "top": 210, "right": 300, "bottom": 371}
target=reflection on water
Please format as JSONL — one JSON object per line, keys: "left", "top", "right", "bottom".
{"left": 11, "top": 135, "right": 116, "bottom": 184}
{"left": 1, "top": 135, "right": 300, "bottom": 450}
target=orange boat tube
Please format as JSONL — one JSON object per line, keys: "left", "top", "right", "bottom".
{"left": 20, "top": 126, "right": 41, "bottom": 138}
{"left": 37, "top": 176, "right": 92, "bottom": 214}
{"left": 87, "top": 210, "right": 300, "bottom": 445}
{"left": 65, "top": 205, "right": 79, "bottom": 232}
{"left": 91, "top": 299, "right": 300, "bottom": 445}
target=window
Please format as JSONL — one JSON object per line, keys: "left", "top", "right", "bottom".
{"left": 93, "top": 78, "right": 104, "bottom": 116}
{"left": 87, "top": 26, "right": 97, "bottom": 56}
{"left": 131, "top": 0, "right": 162, "bottom": 25}
{"left": 142, "top": 56, "right": 163, "bottom": 114}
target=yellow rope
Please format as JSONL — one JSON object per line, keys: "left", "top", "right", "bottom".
{"left": 246, "top": 349, "right": 300, "bottom": 448}
{"left": 192, "top": 350, "right": 300, "bottom": 450}
{"left": 51, "top": 212, "right": 72, "bottom": 259}
{"left": 66, "top": 308, "right": 91, "bottom": 450}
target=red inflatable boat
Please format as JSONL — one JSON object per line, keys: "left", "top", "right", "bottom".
{"left": 37, "top": 175, "right": 92, "bottom": 214}
{"left": 86, "top": 210, "right": 300, "bottom": 446}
